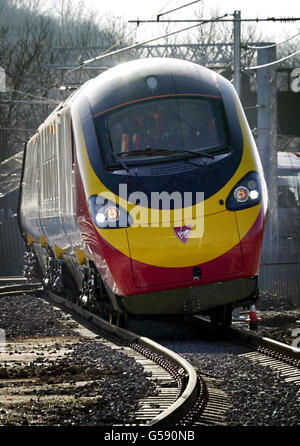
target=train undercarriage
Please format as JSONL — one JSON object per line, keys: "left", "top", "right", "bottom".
{"left": 22, "top": 244, "right": 259, "bottom": 329}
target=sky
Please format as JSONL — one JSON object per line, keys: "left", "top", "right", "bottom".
{"left": 79, "top": 0, "right": 300, "bottom": 42}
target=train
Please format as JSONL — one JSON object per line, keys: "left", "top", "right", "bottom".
{"left": 18, "top": 57, "right": 268, "bottom": 326}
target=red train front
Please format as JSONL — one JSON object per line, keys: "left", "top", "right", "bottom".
{"left": 19, "top": 58, "right": 268, "bottom": 325}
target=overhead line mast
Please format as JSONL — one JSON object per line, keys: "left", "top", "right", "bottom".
{"left": 129, "top": 13, "right": 300, "bottom": 98}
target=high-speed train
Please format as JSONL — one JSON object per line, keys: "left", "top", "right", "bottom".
{"left": 18, "top": 57, "right": 268, "bottom": 326}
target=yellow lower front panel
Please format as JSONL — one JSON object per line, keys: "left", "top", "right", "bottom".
{"left": 126, "top": 211, "right": 241, "bottom": 268}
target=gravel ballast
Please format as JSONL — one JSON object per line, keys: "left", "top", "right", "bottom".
{"left": 0, "top": 292, "right": 299, "bottom": 427}
{"left": 0, "top": 294, "right": 157, "bottom": 426}
{"left": 184, "top": 350, "right": 299, "bottom": 426}
{"left": 128, "top": 305, "right": 300, "bottom": 427}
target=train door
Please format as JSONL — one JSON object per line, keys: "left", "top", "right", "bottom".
{"left": 57, "top": 108, "right": 81, "bottom": 252}
{"left": 38, "top": 124, "right": 55, "bottom": 245}
{"left": 20, "top": 136, "right": 43, "bottom": 242}
{"left": 48, "top": 112, "right": 71, "bottom": 253}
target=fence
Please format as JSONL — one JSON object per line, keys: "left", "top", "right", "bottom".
{"left": 0, "top": 213, "right": 25, "bottom": 276}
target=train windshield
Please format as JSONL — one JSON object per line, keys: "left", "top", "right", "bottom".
{"left": 96, "top": 97, "right": 230, "bottom": 168}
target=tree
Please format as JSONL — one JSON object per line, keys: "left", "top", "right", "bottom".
{"left": 0, "top": 0, "right": 134, "bottom": 161}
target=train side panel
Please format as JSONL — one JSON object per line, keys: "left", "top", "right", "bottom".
{"left": 19, "top": 107, "right": 82, "bottom": 276}
{"left": 19, "top": 136, "right": 43, "bottom": 244}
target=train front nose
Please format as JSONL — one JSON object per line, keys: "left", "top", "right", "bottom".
{"left": 126, "top": 209, "right": 243, "bottom": 288}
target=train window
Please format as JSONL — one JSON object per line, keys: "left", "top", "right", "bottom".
{"left": 95, "top": 97, "right": 229, "bottom": 167}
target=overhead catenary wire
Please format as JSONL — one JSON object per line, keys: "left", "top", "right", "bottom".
{"left": 156, "top": 0, "right": 202, "bottom": 21}
{"left": 63, "top": 0, "right": 174, "bottom": 83}
{"left": 0, "top": 127, "right": 35, "bottom": 131}
{"left": 244, "top": 31, "right": 300, "bottom": 50}
{"left": 0, "top": 99, "right": 60, "bottom": 105}
{"left": 6, "top": 88, "right": 58, "bottom": 103}
{"left": 83, "top": 0, "right": 175, "bottom": 64}
{"left": 67, "top": 13, "right": 229, "bottom": 74}
{"left": 244, "top": 48, "right": 300, "bottom": 70}
{"left": 129, "top": 16, "right": 300, "bottom": 24}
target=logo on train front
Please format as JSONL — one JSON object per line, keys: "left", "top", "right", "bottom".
{"left": 173, "top": 225, "right": 192, "bottom": 243}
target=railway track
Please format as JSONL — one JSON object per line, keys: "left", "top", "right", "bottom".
{"left": 45, "top": 292, "right": 204, "bottom": 426}
{"left": 127, "top": 313, "right": 300, "bottom": 425}
{"left": 191, "top": 315, "right": 300, "bottom": 361}
{"left": 0, "top": 280, "right": 299, "bottom": 426}
{"left": 0, "top": 285, "right": 205, "bottom": 426}
{"left": 0, "top": 281, "right": 43, "bottom": 297}
{"left": 186, "top": 315, "right": 300, "bottom": 387}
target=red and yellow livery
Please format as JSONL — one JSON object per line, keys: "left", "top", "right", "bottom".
{"left": 18, "top": 58, "right": 268, "bottom": 325}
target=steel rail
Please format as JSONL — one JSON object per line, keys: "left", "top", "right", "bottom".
{"left": 3, "top": 279, "right": 298, "bottom": 424}
{"left": 191, "top": 315, "right": 300, "bottom": 361}
{"left": 0, "top": 280, "right": 201, "bottom": 424}
{"left": 138, "top": 336, "right": 198, "bottom": 426}
{"left": 0, "top": 282, "right": 43, "bottom": 297}
{"left": 225, "top": 325, "right": 300, "bottom": 361}
{"left": 46, "top": 291, "right": 200, "bottom": 426}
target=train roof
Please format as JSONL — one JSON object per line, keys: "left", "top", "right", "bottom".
{"left": 28, "top": 58, "right": 232, "bottom": 140}
{"left": 73, "top": 58, "right": 229, "bottom": 117}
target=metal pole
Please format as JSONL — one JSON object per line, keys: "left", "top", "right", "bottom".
{"left": 257, "top": 46, "right": 278, "bottom": 256}
{"left": 233, "top": 10, "right": 241, "bottom": 97}
{"left": 0, "top": 67, "right": 5, "bottom": 93}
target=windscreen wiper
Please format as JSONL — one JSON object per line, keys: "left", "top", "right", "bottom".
{"left": 176, "top": 146, "right": 233, "bottom": 159}
{"left": 210, "top": 147, "right": 232, "bottom": 155}
{"left": 173, "top": 148, "right": 215, "bottom": 159}
{"left": 118, "top": 147, "right": 215, "bottom": 159}
{"left": 117, "top": 148, "right": 174, "bottom": 156}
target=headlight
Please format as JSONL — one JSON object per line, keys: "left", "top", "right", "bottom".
{"left": 88, "top": 195, "right": 133, "bottom": 228}
{"left": 226, "top": 171, "right": 262, "bottom": 210}
{"left": 234, "top": 186, "right": 249, "bottom": 203}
